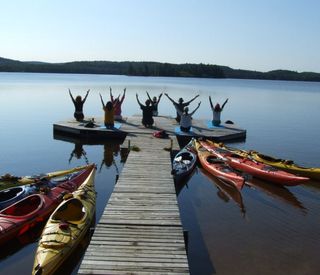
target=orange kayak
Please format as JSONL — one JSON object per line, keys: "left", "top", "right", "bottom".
{"left": 199, "top": 140, "right": 309, "bottom": 186}
{"left": 194, "top": 140, "right": 244, "bottom": 190}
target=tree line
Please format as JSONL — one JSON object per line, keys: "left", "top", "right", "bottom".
{"left": 1, "top": 57, "right": 320, "bottom": 82}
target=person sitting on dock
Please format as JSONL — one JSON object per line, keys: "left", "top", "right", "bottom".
{"left": 176, "top": 102, "right": 201, "bottom": 132}
{"left": 209, "top": 96, "right": 228, "bottom": 126}
{"left": 100, "top": 93, "right": 115, "bottom": 129}
{"left": 110, "top": 87, "right": 126, "bottom": 121}
{"left": 136, "top": 94, "right": 154, "bottom": 128}
{"left": 165, "top": 93, "right": 199, "bottom": 122}
{"left": 146, "top": 91, "right": 163, "bottom": 116}
{"left": 68, "top": 89, "right": 90, "bottom": 121}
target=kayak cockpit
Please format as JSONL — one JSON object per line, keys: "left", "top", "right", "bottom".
{"left": 52, "top": 198, "right": 85, "bottom": 224}
{"left": 1, "top": 195, "right": 42, "bottom": 216}
{"left": 0, "top": 187, "right": 24, "bottom": 202}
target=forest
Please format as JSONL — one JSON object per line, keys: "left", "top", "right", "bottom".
{"left": 1, "top": 57, "right": 320, "bottom": 82}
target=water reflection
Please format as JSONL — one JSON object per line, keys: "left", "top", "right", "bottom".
{"left": 0, "top": 220, "right": 46, "bottom": 260}
{"left": 69, "top": 142, "right": 89, "bottom": 164}
{"left": 99, "top": 142, "right": 120, "bottom": 171}
{"left": 246, "top": 178, "right": 307, "bottom": 214}
{"left": 175, "top": 167, "right": 197, "bottom": 197}
{"left": 199, "top": 167, "right": 246, "bottom": 217}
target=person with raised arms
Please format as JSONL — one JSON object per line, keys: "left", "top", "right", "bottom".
{"left": 110, "top": 87, "right": 126, "bottom": 121}
{"left": 209, "top": 96, "right": 228, "bottom": 126}
{"left": 146, "top": 91, "right": 163, "bottom": 116}
{"left": 136, "top": 93, "right": 154, "bottom": 128}
{"left": 165, "top": 93, "right": 199, "bottom": 122}
{"left": 176, "top": 102, "right": 201, "bottom": 132}
{"left": 68, "top": 89, "right": 90, "bottom": 121}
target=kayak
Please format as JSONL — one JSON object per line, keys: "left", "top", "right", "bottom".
{"left": 199, "top": 140, "right": 309, "bottom": 186}
{"left": 204, "top": 140, "right": 320, "bottom": 180}
{"left": 172, "top": 140, "right": 197, "bottom": 181}
{"left": 194, "top": 140, "right": 244, "bottom": 190}
{"left": 0, "top": 167, "right": 90, "bottom": 210}
{"left": 0, "top": 164, "right": 95, "bottom": 246}
{"left": 33, "top": 165, "right": 96, "bottom": 275}
{"left": 0, "top": 185, "right": 36, "bottom": 210}
{"left": 248, "top": 151, "right": 320, "bottom": 180}
{"left": 0, "top": 165, "right": 90, "bottom": 191}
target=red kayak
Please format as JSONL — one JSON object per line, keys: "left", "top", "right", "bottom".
{"left": 199, "top": 140, "right": 309, "bottom": 186}
{"left": 0, "top": 164, "right": 95, "bottom": 246}
{"left": 194, "top": 140, "right": 244, "bottom": 190}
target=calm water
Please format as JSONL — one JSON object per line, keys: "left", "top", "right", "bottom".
{"left": 0, "top": 72, "right": 320, "bottom": 274}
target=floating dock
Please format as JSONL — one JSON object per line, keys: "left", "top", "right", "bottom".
{"left": 78, "top": 136, "right": 189, "bottom": 274}
{"left": 54, "top": 115, "right": 246, "bottom": 142}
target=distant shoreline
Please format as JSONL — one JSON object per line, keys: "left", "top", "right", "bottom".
{"left": 1, "top": 57, "right": 320, "bottom": 82}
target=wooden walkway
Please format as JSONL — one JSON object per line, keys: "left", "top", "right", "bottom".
{"left": 78, "top": 136, "right": 189, "bottom": 274}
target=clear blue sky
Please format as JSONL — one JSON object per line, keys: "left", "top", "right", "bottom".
{"left": 1, "top": 0, "right": 320, "bottom": 72}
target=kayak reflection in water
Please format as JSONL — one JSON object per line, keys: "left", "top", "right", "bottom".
{"left": 68, "top": 89, "right": 90, "bottom": 122}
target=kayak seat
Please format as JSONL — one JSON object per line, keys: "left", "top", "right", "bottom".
{"left": 53, "top": 198, "right": 85, "bottom": 223}
{"left": 2, "top": 195, "right": 41, "bottom": 216}
{"left": 180, "top": 152, "right": 193, "bottom": 161}
{"left": 207, "top": 156, "right": 223, "bottom": 164}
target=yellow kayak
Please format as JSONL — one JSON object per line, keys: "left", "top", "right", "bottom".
{"left": 32, "top": 166, "right": 96, "bottom": 275}
{"left": 206, "top": 140, "right": 320, "bottom": 180}
{"left": 0, "top": 165, "right": 89, "bottom": 191}
{"left": 248, "top": 151, "right": 320, "bottom": 180}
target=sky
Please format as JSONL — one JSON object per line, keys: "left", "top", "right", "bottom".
{"left": 1, "top": 0, "right": 320, "bottom": 73}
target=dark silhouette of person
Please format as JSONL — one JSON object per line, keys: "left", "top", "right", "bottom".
{"left": 165, "top": 93, "right": 199, "bottom": 122}
{"left": 136, "top": 94, "right": 154, "bottom": 128}
{"left": 209, "top": 96, "right": 228, "bottom": 126}
{"left": 146, "top": 91, "right": 163, "bottom": 116}
{"left": 69, "top": 89, "right": 90, "bottom": 121}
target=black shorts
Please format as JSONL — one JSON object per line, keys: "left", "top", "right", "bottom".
{"left": 180, "top": 126, "right": 191, "bottom": 132}
{"left": 74, "top": 112, "right": 84, "bottom": 121}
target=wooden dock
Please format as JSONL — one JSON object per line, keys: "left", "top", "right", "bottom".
{"left": 54, "top": 115, "right": 246, "bottom": 143}
{"left": 78, "top": 135, "right": 190, "bottom": 274}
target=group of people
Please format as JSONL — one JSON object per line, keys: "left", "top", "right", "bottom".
{"left": 69, "top": 88, "right": 229, "bottom": 132}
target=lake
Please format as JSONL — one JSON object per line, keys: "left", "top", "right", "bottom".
{"left": 0, "top": 72, "right": 320, "bottom": 274}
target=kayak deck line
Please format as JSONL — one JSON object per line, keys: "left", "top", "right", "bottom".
{"left": 78, "top": 135, "right": 190, "bottom": 274}
{"left": 54, "top": 115, "right": 246, "bottom": 143}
